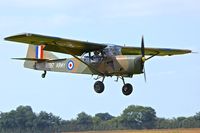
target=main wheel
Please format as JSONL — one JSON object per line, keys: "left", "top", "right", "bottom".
{"left": 94, "top": 81, "right": 105, "bottom": 93}
{"left": 122, "top": 83, "right": 133, "bottom": 96}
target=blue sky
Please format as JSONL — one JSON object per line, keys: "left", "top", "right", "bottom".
{"left": 0, "top": 0, "right": 200, "bottom": 119}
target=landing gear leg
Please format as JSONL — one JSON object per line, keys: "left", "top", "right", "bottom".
{"left": 41, "top": 70, "right": 47, "bottom": 78}
{"left": 94, "top": 76, "right": 105, "bottom": 94}
{"left": 121, "top": 77, "right": 133, "bottom": 96}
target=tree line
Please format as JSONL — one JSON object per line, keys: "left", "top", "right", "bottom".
{"left": 0, "top": 105, "right": 199, "bottom": 133}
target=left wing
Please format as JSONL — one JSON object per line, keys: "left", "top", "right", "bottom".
{"left": 5, "top": 33, "right": 107, "bottom": 56}
{"left": 121, "top": 46, "right": 192, "bottom": 56}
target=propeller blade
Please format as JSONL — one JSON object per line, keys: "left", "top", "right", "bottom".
{"left": 141, "top": 36, "right": 145, "bottom": 57}
{"left": 143, "top": 66, "right": 147, "bottom": 82}
{"left": 141, "top": 36, "right": 147, "bottom": 82}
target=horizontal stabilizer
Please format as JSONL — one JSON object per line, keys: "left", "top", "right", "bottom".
{"left": 12, "top": 58, "right": 66, "bottom": 62}
{"left": 12, "top": 58, "right": 48, "bottom": 61}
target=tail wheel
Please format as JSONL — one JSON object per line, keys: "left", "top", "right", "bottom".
{"left": 41, "top": 73, "right": 45, "bottom": 78}
{"left": 94, "top": 81, "right": 105, "bottom": 93}
{"left": 122, "top": 83, "right": 133, "bottom": 96}
{"left": 41, "top": 71, "right": 46, "bottom": 78}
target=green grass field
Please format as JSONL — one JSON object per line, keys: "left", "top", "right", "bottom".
{"left": 65, "top": 128, "right": 200, "bottom": 133}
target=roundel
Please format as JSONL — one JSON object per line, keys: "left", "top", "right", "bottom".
{"left": 67, "top": 60, "right": 74, "bottom": 70}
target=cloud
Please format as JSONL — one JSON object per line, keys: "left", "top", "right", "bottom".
{"left": 1, "top": 0, "right": 200, "bottom": 35}
{"left": 101, "top": 0, "right": 200, "bottom": 18}
{"left": 1, "top": 0, "right": 200, "bottom": 18}
{"left": 0, "top": 15, "right": 81, "bottom": 34}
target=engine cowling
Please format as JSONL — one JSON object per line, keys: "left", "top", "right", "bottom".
{"left": 115, "top": 55, "right": 144, "bottom": 76}
{"left": 121, "top": 55, "right": 144, "bottom": 75}
{"left": 133, "top": 56, "right": 144, "bottom": 74}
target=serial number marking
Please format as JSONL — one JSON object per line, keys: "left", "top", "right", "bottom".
{"left": 56, "top": 63, "right": 65, "bottom": 68}
{"left": 46, "top": 63, "right": 55, "bottom": 69}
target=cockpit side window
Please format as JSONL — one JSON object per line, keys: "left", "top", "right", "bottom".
{"left": 82, "top": 45, "right": 122, "bottom": 63}
{"left": 83, "top": 51, "right": 103, "bottom": 63}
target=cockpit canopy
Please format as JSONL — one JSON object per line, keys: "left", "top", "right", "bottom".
{"left": 103, "top": 45, "right": 122, "bottom": 56}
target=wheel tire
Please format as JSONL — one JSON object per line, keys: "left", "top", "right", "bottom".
{"left": 41, "top": 74, "right": 45, "bottom": 78}
{"left": 94, "top": 81, "right": 105, "bottom": 93}
{"left": 122, "top": 83, "right": 133, "bottom": 96}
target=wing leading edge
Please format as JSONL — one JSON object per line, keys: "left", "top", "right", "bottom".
{"left": 5, "top": 33, "right": 192, "bottom": 56}
{"left": 121, "top": 46, "right": 191, "bottom": 56}
{"left": 5, "top": 33, "right": 107, "bottom": 56}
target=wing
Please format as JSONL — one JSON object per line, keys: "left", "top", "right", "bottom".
{"left": 5, "top": 33, "right": 107, "bottom": 56}
{"left": 5, "top": 33, "right": 192, "bottom": 56}
{"left": 121, "top": 46, "right": 192, "bottom": 56}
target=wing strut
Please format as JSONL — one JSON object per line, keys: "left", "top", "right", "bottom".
{"left": 145, "top": 52, "right": 160, "bottom": 61}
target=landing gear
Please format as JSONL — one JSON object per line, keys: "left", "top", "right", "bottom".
{"left": 94, "top": 81, "right": 105, "bottom": 93}
{"left": 41, "top": 70, "right": 47, "bottom": 78}
{"left": 122, "top": 83, "right": 133, "bottom": 96}
{"left": 93, "top": 76, "right": 133, "bottom": 96}
{"left": 94, "top": 76, "right": 105, "bottom": 94}
{"left": 120, "top": 77, "right": 133, "bottom": 96}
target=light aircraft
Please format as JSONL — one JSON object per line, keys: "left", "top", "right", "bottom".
{"left": 5, "top": 33, "right": 192, "bottom": 96}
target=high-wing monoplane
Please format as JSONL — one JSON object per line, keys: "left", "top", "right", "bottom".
{"left": 5, "top": 33, "right": 192, "bottom": 95}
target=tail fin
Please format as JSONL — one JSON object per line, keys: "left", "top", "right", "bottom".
{"left": 23, "top": 45, "right": 58, "bottom": 69}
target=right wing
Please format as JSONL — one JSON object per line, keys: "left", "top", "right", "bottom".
{"left": 121, "top": 46, "right": 192, "bottom": 56}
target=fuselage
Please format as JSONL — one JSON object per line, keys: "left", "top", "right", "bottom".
{"left": 30, "top": 55, "right": 144, "bottom": 77}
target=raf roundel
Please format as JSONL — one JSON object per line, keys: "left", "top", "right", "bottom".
{"left": 67, "top": 60, "right": 74, "bottom": 70}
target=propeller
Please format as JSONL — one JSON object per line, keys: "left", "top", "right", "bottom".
{"left": 141, "top": 36, "right": 147, "bottom": 82}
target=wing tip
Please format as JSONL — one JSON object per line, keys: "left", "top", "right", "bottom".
{"left": 186, "top": 49, "right": 192, "bottom": 53}
{"left": 4, "top": 33, "right": 32, "bottom": 41}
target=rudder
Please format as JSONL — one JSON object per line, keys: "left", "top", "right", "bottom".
{"left": 24, "top": 45, "right": 58, "bottom": 69}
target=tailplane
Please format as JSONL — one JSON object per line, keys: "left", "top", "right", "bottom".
{"left": 13, "top": 45, "right": 58, "bottom": 69}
